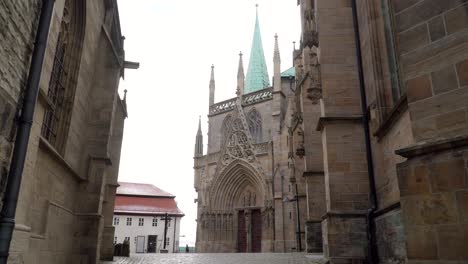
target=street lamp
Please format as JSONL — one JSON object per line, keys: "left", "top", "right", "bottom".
{"left": 283, "top": 183, "right": 302, "bottom": 252}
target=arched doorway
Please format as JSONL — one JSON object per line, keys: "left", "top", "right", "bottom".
{"left": 208, "top": 161, "right": 267, "bottom": 253}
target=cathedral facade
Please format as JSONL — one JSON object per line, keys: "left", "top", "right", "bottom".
{"left": 195, "top": 0, "right": 468, "bottom": 262}
{"left": 193, "top": 9, "right": 319, "bottom": 253}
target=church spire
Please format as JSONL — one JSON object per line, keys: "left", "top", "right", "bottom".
{"left": 273, "top": 34, "right": 281, "bottom": 92}
{"left": 244, "top": 4, "right": 270, "bottom": 94}
{"left": 209, "top": 65, "right": 215, "bottom": 107}
{"left": 237, "top": 52, "right": 245, "bottom": 96}
{"left": 194, "top": 116, "right": 203, "bottom": 157}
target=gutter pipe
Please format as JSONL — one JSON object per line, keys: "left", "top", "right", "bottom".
{"left": 350, "top": 0, "right": 379, "bottom": 263}
{"left": 0, "top": 1, "right": 55, "bottom": 262}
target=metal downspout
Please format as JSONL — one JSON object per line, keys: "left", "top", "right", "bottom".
{"left": 350, "top": 0, "right": 379, "bottom": 263}
{"left": 0, "top": 1, "right": 55, "bottom": 263}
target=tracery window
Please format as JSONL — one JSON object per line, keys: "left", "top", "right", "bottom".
{"left": 41, "top": 3, "right": 70, "bottom": 148}
{"left": 41, "top": 0, "right": 85, "bottom": 153}
{"left": 220, "top": 115, "right": 233, "bottom": 146}
{"left": 382, "top": 0, "right": 404, "bottom": 104}
{"left": 247, "top": 109, "right": 262, "bottom": 143}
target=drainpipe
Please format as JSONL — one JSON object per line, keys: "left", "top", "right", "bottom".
{"left": 0, "top": 1, "right": 55, "bottom": 263}
{"left": 350, "top": 0, "right": 379, "bottom": 263}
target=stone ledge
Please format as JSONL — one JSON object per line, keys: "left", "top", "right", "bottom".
{"left": 316, "top": 116, "right": 363, "bottom": 131}
{"left": 303, "top": 171, "right": 324, "bottom": 177}
{"left": 39, "top": 137, "right": 86, "bottom": 182}
{"left": 395, "top": 134, "right": 468, "bottom": 158}
{"left": 321, "top": 210, "right": 367, "bottom": 220}
{"left": 373, "top": 202, "right": 401, "bottom": 218}
{"left": 374, "top": 95, "right": 408, "bottom": 140}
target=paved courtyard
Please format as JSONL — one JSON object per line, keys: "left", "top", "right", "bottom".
{"left": 101, "top": 253, "right": 326, "bottom": 264}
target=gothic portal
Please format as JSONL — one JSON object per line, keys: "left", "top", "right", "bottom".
{"left": 193, "top": 6, "right": 313, "bottom": 253}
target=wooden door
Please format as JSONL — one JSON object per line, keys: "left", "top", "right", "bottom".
{"left": 237, "top": 210, "right": 247, "bottom": 252}
{"left": 251, "top": 209, "right": 262, "bottom": 252}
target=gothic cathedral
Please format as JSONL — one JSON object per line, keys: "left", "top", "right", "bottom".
{"left": 193, "top": 8, "right": 315, "bottom": 253}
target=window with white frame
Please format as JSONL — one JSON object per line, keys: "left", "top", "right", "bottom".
{"left": 166, "top": 237, "right": 170, "bottom": 246}
{"left": 138, "top": 218, "right": 144, "bottom": 226}
{"left": 152, "top": 217, "right": 158, "bottom": 227}
{"left": 125, "top": 236, "right": 130, "bottom": 242}
{"left": 113, "top": 217, "right": 119, "bottom": 226}
{"left": 126, "top": 217, "right": 132, "bottom": 226}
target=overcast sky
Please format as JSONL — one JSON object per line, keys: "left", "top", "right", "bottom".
{"left": 116, "top": 0, "right": 300, "bottom": 247}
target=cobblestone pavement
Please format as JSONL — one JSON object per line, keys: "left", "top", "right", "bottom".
{"left": 101, "top": 253, "right": 326, "bottom": 264}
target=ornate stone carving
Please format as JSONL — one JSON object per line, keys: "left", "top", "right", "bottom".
{"left": 296, "top": 126, "right": 305, "bottom": 158}
{"left": 209, "top": 98, "right": 236, "bottom": 115}
{"left": 243, "top": 87, "right": 273, "bottom": 106}
{"left": 306, "top": 87, "right": 322, "bottom": 104}
{"left": 306, "top": 50, "right": 322, "bottom": 104}
{"left": 221, "top": 117, "right": 256, "bottom": 165}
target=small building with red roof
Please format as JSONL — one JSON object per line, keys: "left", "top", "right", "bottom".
{"left": 113, "top": 182, "right": 184, "bottom": 254}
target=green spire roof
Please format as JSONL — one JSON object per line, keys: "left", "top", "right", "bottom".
{"left": 281, "top": 67, "right": 295, "bottom": 77}
{"left": 244, "top": 6, "right": 270, "bottom": 94}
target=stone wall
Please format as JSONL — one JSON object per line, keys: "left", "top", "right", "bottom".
{"left": 0, "top": 0, "right": 40, "bottom": 206}
{"left": 397, "top": 144, "right": 468, "bottom": 263}
{"left": 1, "top": 0, "right": 128, "bottom": 263}
{"left": 395, "top": 0, "right": 468, "bottom": 141}
{"left": 392, "top": 1, "right": 468, "bottom": 263}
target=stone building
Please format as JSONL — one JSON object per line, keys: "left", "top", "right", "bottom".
{"left": 195, "top": 0, "right": 468, "bottom": 262}
{"left": 113, "top": 182, "right": 184, "bottom": 254}
{"left": 0, "top": 0, "right": 136, "bottom": 263}
{"left": 291, "top": 0, "right": 468, "bottom": 263}
{"left": 193, "top": 8, "right": 318, "bottom": 253}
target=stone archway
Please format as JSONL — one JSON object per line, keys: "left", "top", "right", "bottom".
{"left": 207, "top": 160, "right": 267, "bottom": 252}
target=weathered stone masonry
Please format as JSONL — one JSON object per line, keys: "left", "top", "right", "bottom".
{"left": 294, "top": 0, "right": 468, "bottom": 263}
{"left": 0, "top": 0, "right": 134, "bottom": 263}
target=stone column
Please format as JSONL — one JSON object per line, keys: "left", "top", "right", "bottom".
{"left": 245, "top": 209, "right": 251, "bottom": 252}
{"left": 315, "top": 0, "right": 370, "bottom": 262}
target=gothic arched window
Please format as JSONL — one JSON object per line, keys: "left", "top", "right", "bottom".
{"left": 41, "top": 0, "right": 85, "bottom": 153}
{"left": 221, "top": 115, "right": 232, "bottom": 146}
{"left": 247, "top": 109, "right": 262, "bottom": 143}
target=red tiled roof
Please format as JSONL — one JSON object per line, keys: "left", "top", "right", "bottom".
{"left": 117, "top": 182, "right": 175, "bottom": 197}
{"left": 114, "top": 195, "right": 184, "bottom": 216}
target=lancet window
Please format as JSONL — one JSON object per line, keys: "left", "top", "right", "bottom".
{"left": 220, "top": 115, "right": 233, "bottom": 146}
{"left": 247, "top": 109, "right": 262, "bottom": 143}
{"left": 41, "top": 0, "right": 85, "bottom": 153}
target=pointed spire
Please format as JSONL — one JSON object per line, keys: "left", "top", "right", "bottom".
{"left": 237, "top": 52, "right": 245, "bottom": 96}
{"left": 209, "top": 65, "right": 215, "bottom": 107}
{"left": 197, "top": 116, "right": 202, "bottom": 135}
{"left": 244, "top": 4, "right": 270, "bottom": 94}
{"left": 195, "top": 116, "right": 203, "bottom": 157}
{"left": 274, "top": 34, "right": 281, "bottom": 61}
{"left": 273, "top": 34, "right": 281, "bottom": 92}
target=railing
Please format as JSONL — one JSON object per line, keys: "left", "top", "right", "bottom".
{"left": 209, "top": 98, "right": 236, "bottom": 115}
{"left": 243, "top": 87, "right": 273, "bottom": 106}
{"left": 209, "top": 88, "right": 274, "bottom": 116}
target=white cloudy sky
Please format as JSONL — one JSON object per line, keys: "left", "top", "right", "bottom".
{"left": 116, "top": 0, "right": 300, "bottom": 247}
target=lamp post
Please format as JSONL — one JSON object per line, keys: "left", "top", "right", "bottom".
{"left": 283, "top": 183, "right": 302, "bottom": 252}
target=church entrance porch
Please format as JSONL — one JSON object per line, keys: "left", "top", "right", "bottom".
{"left": 236, "top": 209, "right": 262, "bottom": 253}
